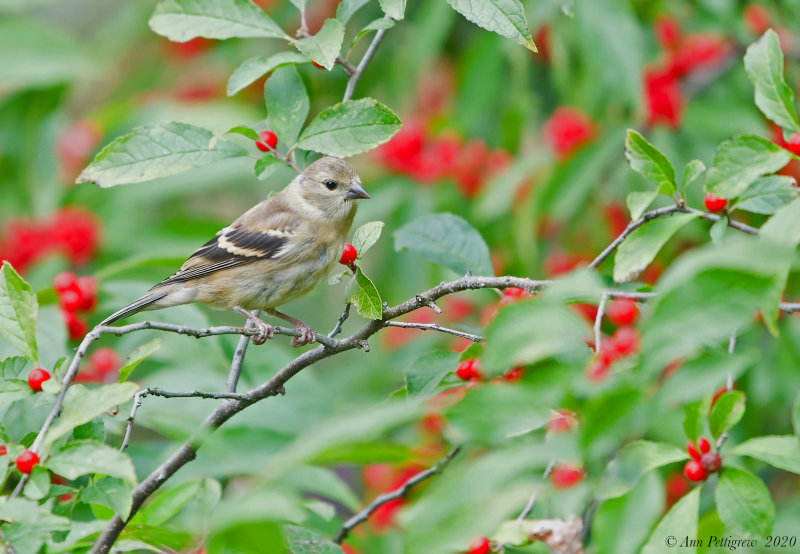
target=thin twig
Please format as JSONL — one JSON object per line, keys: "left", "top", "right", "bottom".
{"left": 589, "top": 206, "right": 682, "bottom": 269}
{"left": 516, "top": 461, "right": 555, "bottom": 523}
{"left": 227, "top": 315, "right": 256, "bottom": 393}
{"left": 0, "top": 528, "right": 17, "bottom": 554}
{"left": 593, "top": 292, "right": 609, "bottom": 353}
{"left": 333, "top": 445, "right": 461, "bottom": 544}
{"left": 342, "top": 15, "right": 391, "bottom": 102}
{"left": 145, "top": 388, "right": 252, "bottom": 401}
{"left": 417, "top": 295, "right": 442, "bottom": 314}
{"left": 328, "top": 303, "right": 351, "bottom": 338}
{"left": 120, "top": 390, "right": 146, "bottom": 452}
{"left": 384, "top": 321, "right": 483, "bottom": 342}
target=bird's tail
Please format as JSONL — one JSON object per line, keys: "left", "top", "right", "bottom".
{"left": 99, "top": 291, "right": 168, "bottom": 326}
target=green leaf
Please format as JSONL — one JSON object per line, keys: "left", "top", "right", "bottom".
{"left": 613, "top": 212, "right": 697, "bottom": 283}
{"left": 293, "top": 18, "right": 345, "bottom": 70}
{"left": 44, "top": 382, "right": 139, "bottom": 449}
{"left": 77, "top": 122, "right": 247, "bottom": 188}
{"left": 344, "top": 268, "right": 382, "bottom": 320}
{"left": 254, "top": 154, "right": 287, "bottom": 181}
{"left": 445, "top": 385, "right": 549, "bottom": 443}
{"left": 482, "top": 299, "right": 589, "bottom": 373}
{"left": 682, "top": 159, "right": 706, "bottom": 196}
{"left": 728, "top": 436, "right": 800, "bottom": 474}
{"left": 709, "top": 390, "right": 745, "bottom": 439}
{"left": 81, "top": 477, "right": 133, "bottom": 519}
{"left": 352, "top": 221, "right": 384, "bottom": 257}
{"left": 446, "top": 0, "right": 537, "bottom": 52}
{"left": 394, "top": 213, "right": 493, "bottom": 276}
{"left": 0, "top": 262, "right": 38, "bottom": 360}
{"left": 403, "top": 350, "right": 459, "bottom": 397}
{"left": 704, "top": 135, "right": 792, "bottom": 199}
{"left": 288, "top": 0, "right": 307, "bottom": 10}
{"left": 734, "top": 176, "right": 797, "bottom": 214}
{"left": 350, "top": 17, "right": 396, "bottom": 49}
{"left": 227, "top": 51, "right": 309, "bottom": 96}
{"left": 296, "top": 98, "right": 402, "bottom": 157}
{"left": 0, "top": 356, "right": 27, "bottom": 379}
{"left": 760, "top": 198, "right": 800, "bottom": 247}
{"left": 683, "top": 402, "right": 703, "bottom": 443}
{"left": 794, "top": 391, "right": 800, "bottom": 435}
{"left": 336, "top": 0, "right": 371, "bottom": 24}
{"left": 624, "top": 130, "right": 676, "bottom": 195}
{"left": 265, "top": 65, "right": 309, "bottom": 148}
{"left": 744, "top": 29, "right": 800, "bottom": 133}
{"left": 0, "top": 379, "right": 32, "bottom": 407}
{"left": 715, "top": 467, "right": 775, "bottom": 537}
{"left": 378, "top": 0, "right": 405, "bottom": 20}
{"left": 642, "top": 487, "right": 700, "bottom": 554}
{"left": 599, "top": 440, "right": 689, "bottom": 499}
{"left": 149, "top": 0, "right": 286, "bottom": 42}
{"left": 626, "top": 191, "right": 658, "bottom": 220}
{"left": 46, "top": 440, "right": 137, "bottom": 485}
{"left": 118, "top": 339, "right": 161, "bottom": 383}
{"left": 709, "top": 217, "right": 727, "bottom": 245}
{"left": 283, "top": 525, "right": 341, "bottom": 554}
{"left": 23, "top": 465, "right": 50, "bottom": 501}
{"left": 133, "top": 480, "right": 202, "bottom": 526}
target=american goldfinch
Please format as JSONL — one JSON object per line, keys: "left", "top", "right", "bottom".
{"left": 100, "top": 156, "right": 370, "bottom": 347}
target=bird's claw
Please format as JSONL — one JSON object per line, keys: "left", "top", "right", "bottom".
{"left": 251, "top": 320, "right": 274, "bottom": 345}
{"left": 290, "top": 323, "right": 316, "bottom": 348}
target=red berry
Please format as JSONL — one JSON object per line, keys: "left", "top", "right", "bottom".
{"left": 0, "top": 445, "right": 6, "bottom": 456}
{"left": 53, "top": 271, "right": 78, "bottom": 294}
{"left": 90, "top": 347, "right": 120, "bottom": 377}
{"left": 58, "top": 289, "right": 82, "bottom": 312}
{"left": 548, "top": 409, "right": 577, "bottom": 433}
{"left": 665, "top": 472, "right": 690, "bottom": 505}
{"left": 606, "top": 298, "right": 638, "bottom": 326}
{"left": 785, "top": 132, "right": 800, "bottom": 156}
{"left": 683, "top": 459, "right": 706, "bottom": 482}
{"left": 686, "top": 440, "right": 701, "bottom": 461}
{"left": 455, "top": 359, "right": 481, "bottom": 381}
{"left": 743, "top": 4, "right": 771, "bottom": 36}
{"left": 543, "top": 107, "right": 595, "bottom": 160}
{"left": 654, "top": 14, "right": 682, "bottom": 51}
{"left": 503, "top": 287, "right": 529, "bottom": 298}
{"left": 549, "top": 464, "right": 585, "bottom": 488}
{"left": 312, "top": 61, "right": 324, "bottom": 69}
{"left": 27, "top": 367, "right": 51, "bottom": 392}
{"left": 467, "top": 536, "right": 491, "bottom": 554}
{"left": 256, "top": 130, "right": 278, "bottom": 152}
{"left": 586, "top": 356, "right": 611, "bottom": 382}
{"left": 62, "top": 310, "right": 88, "bottom": 340}
{"left": 76, "top": 276, "right": 97, "bottom": 311}
{"left": 15, "top": 450, "right": 39, "bottom": 474}
{"left": 504, "top": 366, "right": 524, "bottom": 381}
{"left": 704, "top": 193, "right": 727, "bottom": 212}
{"left": 609, "top": 326, "right": 639, "bottom": 357}
{"left": 697, "top": 436, "right": 710, "bottom": 454}
{"left": 644, "top": 65, "right": 683, "bottom": 128}
{"left": 700, "top": 452, "right": 722, "bottom": 474}
{"left": 339, "top": 243, "right": 357, "bottom": 265}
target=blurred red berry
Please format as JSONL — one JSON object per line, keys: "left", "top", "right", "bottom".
{"left": 549, "top": 464, "right": 585, "bottom": 488}
{"left": 58, "top": 289, "right": 82, "bottom": 312}
{"left": 15, "top": 450, "right": 39, "bottom": 474}
{"left": 53, "top": 271, "right": 78, "bottom": 294}
{"left": 571, "top": 303, "right": 598, "bottom": 323}
{"left": 544, "top": 252, "right": 586, "bottom": 277}
{"left": 467, "top": 537, "right": 491, "bottom": 554}
{"left": 606, "top": 299, "right": 638, "bottom": 326}
{"left": 603, "top": 202, "right": 629, "bottom": 237}
{"left": 504, "top": 366, "right": 524, "bottom": 381}
{"left": 312, "top": 61, "right": 324, "bottom": 69}
{"left": 62, "top": 310, "right": 88, "bottom": 341}
{"left": 654, "top": 14, "right": 681, "bottom": 51}
{"left": 700, "top": 452, "right": 722, "bottom": 474}
{"left": 165, "top": 37, "right": 213, "bottom": 60}
{"left": 76, "top": 276, "right": 97, "bottom": 311}
{"left": 743, "top": 4, "right": 770, "bottom": 36}
{"left": 586, "top": 356, "right": 610, "bottom": 382}
{"left": 0, "top": 445, "right": 6, "bottom": 456}
{"left": 443, "top": 297, "right": 474, "bottom": 322}
{"left": 256, "top": 130, "right": 278, "bottom": 152}
{"left": 609, "top": 326, "right": 639, "bottom": 356}
{"left": 665, "top": 472, "right": 690, "bottom": 506}
{"left": 339, "top": 243, "right": 357, "bottom": 265}
{"left": 455, "top": 359, "right": 481, "bottom": 381}
{"left": 503, "top": 287, "right": 529, "bottom": 298}
{"left": 27, "top": 367, "right": 51, "bottom": 392}
{"left": 51, "top": 207, "right": 99, "bottom": 265}
{"left": 548, "top": 409, "right": 577, "bottom": 433}
{"left": 90, "top": 347, "right": 120, "bottom": 378}
{"left": 340, "top": 546, "right": 359, "bottom": 554}
{"left": 697, "top": 436, "right": 710, "bottom": 454}
{"left": 785, "top": 132, "right": 800, "bottom": 156}
{"left": 686, "top": 440, "right": 701, "bottom": 461}
{"left": 644, "top": 65, "right": 683, "bottom": 128}
{"left": 683, "top": 459, "right": 706, "bottom": 482}
{"left": 56, "top": 119, "right": 103, "bottom": 180}
{"left": 533, "top": 25, "right": 550, "bottom": 63}
{"left": 543, "top": 107, "right": 595, "bottom": 160}
{"left": 704, "top": 193, "right": 727, "bottom": 212}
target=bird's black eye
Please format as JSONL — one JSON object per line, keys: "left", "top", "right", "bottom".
{"left": 324, "top": 179, "right": 337, "bottom": 190}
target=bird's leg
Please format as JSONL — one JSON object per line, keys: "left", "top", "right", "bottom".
{"left": 266, "top": 309, "right": 316, "bottom": 347}
{"left": 233, "top": 306, "right": 274, "bottom": 345}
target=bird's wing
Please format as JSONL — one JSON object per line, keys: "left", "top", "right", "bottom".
{"left": 154, "top": 199, "right": 299, "bottom": 287}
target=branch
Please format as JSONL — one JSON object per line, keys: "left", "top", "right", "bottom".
{"left": 328, "top": 303, "right": 351, "bottom": 338}
{"left": 333, "top": 445, "right": 461, "bottom": 544}
{"left": 342, "top": 15, "right": 391, "bottom": 102}
{"left": 593, "top": 292, "right": 609, "bottom": 353}
{"left": 383, "top": 321, "right": 483, "bottom": 342}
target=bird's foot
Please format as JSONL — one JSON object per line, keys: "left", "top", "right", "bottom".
{"left": 251, "top": 319, "right": 275, "bottom": 345}
{"left": 291, "top": 322, "right": 316, "bottom": 348}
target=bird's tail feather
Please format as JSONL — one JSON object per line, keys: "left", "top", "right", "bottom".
{"left": 99, "top": 291, "right": 168, "bottom": 326}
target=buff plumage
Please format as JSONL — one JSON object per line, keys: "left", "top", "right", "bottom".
{"left": 100, "top": 156, "right": 369, "bottom": 347}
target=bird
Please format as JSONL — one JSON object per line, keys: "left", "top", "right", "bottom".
{"left": 99, "top": 156, "right": 370, "bottom": 347}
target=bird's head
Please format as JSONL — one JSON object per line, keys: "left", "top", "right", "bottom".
{"left": 293, "top": 156, "right": 369, "bottom": 221}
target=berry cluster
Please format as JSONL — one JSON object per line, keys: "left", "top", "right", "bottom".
{"left": 455, "top": 358, "right": 482, "bottom": 381}
{"left": 542, "top": 107, "right": 595, "bottom": 160}
{"left": 0, "top": 207, "right": 99, "bottom": 274}
{"left": 683, "top": 437, "right": 722, "bottom": 482}
{"left": 375, "top": 120, "right": 511, "bottom": 197}
{"left": 53, "top": 271, "right": 98, "bottom": 341}
{"left": 645, "top": 15, "right": 731, "bottom": 128}
{"left": 587, "top": 298, "right": 641, "bottom": 381}
{"left": 75, "top": 347, "right": 121, "bottom": 383}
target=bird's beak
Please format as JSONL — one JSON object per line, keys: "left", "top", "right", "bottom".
{"left": 346, "top": 180, "right": 371, "bottom": 199}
